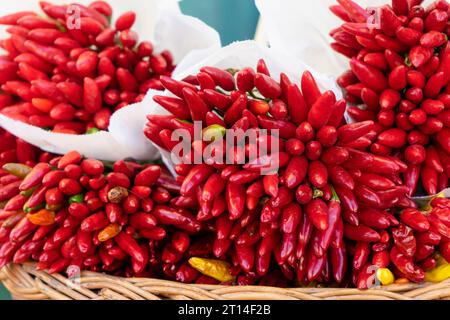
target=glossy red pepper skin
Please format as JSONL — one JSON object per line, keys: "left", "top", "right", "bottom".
{"left": 400, "top": 208, "right": 430, "bottom": 232}
{"left": 392, "top": 224, "right": 417, "bottom": 257}
{"left": 287, "top": 83, "right": 308, "bottom": 124}
{"left": 115, "top": 232, "right": 146, "bottom": 274}
{"left": 318, "top": 200, "right": 341, "bottom": 251}
{"left": 19, "top": 163, "right": 51, "bottom": 191}
{"left": 226, "top": 182, "right": 246, "bottom": 220}
{"left": 254, "top": 73, "right": 281, "bottom": 99}
{"left": 307, "top": 91, "right": 336, "bottom": 130}
{"left": 390, "top": 247, "right": 425, "bottom": 283}
{"left": 359, "top": 208, "right": 391, "bottom": 229}
{"left": 344, "top": 224, "right": 380, "bottom": 242}
{"left": 305, "top": 199, "right": 329, "bottom": 231}
{"left": 283, "top": 156, "right": 308, "bottom": 189}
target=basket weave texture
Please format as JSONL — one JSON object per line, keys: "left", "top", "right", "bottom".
{"left": 1, "top": 263, "right": 450, "bottom": 300}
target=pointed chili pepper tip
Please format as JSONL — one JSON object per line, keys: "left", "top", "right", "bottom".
{"left": 188, "top": 257, "right": 235, "bottom": 283}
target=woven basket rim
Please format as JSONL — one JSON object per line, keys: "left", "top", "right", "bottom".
{"left": 1, "top": 262, "right": 450, "bottom": 300}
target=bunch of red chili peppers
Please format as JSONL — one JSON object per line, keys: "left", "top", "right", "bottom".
{"left": 0, "top": 150, "right": 214, "bottom": 279}
{"left": 144, "top": 59, "right": 450, "bottom": 287}
{"left": 330, "top": 0, "right": 450, "bottom": 195}
{"left": 0, "top": 1, "right": 174, "bottom": 134}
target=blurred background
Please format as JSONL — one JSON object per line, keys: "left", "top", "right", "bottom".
{"left": 0, "top": 0, "right": 260, "bottom": 300}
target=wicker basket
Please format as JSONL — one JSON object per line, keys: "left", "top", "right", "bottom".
{"left": 1, "top": 263, "right": 450, "bottom": 300}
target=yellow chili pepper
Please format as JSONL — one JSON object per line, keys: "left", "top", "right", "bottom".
{"left": 202, "top": 125, "right": 226, "bottom": 142}
{"left": 2, "top": 163, "right": 32, "bottom": 179}
{"left": 376, "top": 268, "right": 395, "bottom": 286}
{"left": 425, "top": 264, "right": 450, "bottom": 283}
{"left": 188, "top": 257, "right": 235, "bottom": 282}
{"left": 98, "top": 223, "right": 121, "bottom": 242}
{"left": 27, "top": 209, "right": 55, "bottom": 226}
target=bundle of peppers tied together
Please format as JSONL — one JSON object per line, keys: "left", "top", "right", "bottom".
{"left": 0, "top": 0, "right": 448, "bottom": 289}
{"left": 0, "top": 1, "right": 173, "bottom": 134}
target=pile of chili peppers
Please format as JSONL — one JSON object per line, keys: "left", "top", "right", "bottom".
{"left": 0, "top": 150, "right": 217, "bottom": 280}
{"left": 145, "top": 59, "right": 450, "bottom": 287}
{"left": 330, "top": 0, "right": 450, "bottom": 195}
{"left": 355, "top": 198, "right": 450, "bottom": 288}
{"left": 0, "top": 1, "right": 174, "bottom": 134}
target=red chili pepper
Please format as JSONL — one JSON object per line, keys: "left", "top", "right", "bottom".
{"left": 115, "top": 232, "right": 146, "bottom": 274}
{"left": 200, "top": 66, "right": 235, "bottom": 91}
{"left": 287, "top": 83, "right": 308, "bottom": 125}
{"left": 237, "top": 220, "right": 261, "bottom": 247}
{"left": 337, "top": 0, "right": 370, "bottom": 23}
{"left": 307, "top": 91, "right": 336, "bottom": 129}
{"left": 254, "top": 73, "right": 281, "bottom": 99}
{"left": 400, "top": 208, "right": 430, "bottom": 232}
{"left": 359, "top": 208, "right": 391, "bottom": 229}
{"left": 224, "top": 94, "right": 247, "bottom": 125}
{"left": 80, "top": 212, "right": 109, "bottom": 232}
{"left": 428, "top": 214, "right": 450, "bottom": 239}
{"left": 354, "top": 185, "right": 381, "bottom": 207}
{"left": 283, "top": 156, "right": 308, "bottom": 189}
{"left": 160, "top": 76, "right": 197, "bottom": 100}
{"left": 329, "top": 166, "right": 354, "bottom": 190}
{"left": 305, "top": 198, "right": 329, "bottom": 231}
{"left": 390, "top": 247, "right": 425, "bottom": 283}
{"left": 280, "top": 203, "right": 302, "bottom": 234}
{"left": 10, "top": 216, "right": 37, "bottom": 242}
{"left": 436, "top": 128, "right": 450, "bottom": 154}
{"left": 235, "top": 244, "right": 254, "bottom": 272}
{"left": 236, "top": 67, "right": 255, "bottom": 92}
{"left": 152, "top": 205, "right": 200, "bottom": 233}
{"left": 416, "top": 230, "right": 441, "bottom": 246}
{"left": 353, "top": 242, "right": 370, "bottom": 271}
{"left": 182, "top": 87, "right": 210, "bottom": 122}
{"left": 330, "top": 244, "right": 347, "bottom": 283}
{"left": 19, "top": 163, "right": 51, "bottom": 191}
{"left": 180, "top": 164, "right": 214, "bottom": 196}
{"left": 308, "top": 160, "right": 328, "bottom": 188}
{"left": 334, "top": 186, "right": 358, "bottom": 213}
{"left": 392, "top": 224, "right": 417, "bottom": 257}
{"left": 3, "top": 194, "right": 27, "bottom": 211}
{"left": 344, "top": 224, "right": 380, "bottom": 242}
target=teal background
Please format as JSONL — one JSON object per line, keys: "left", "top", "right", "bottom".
{"left": 0, "top": 0, "right": 259, "bottom": 300}
{"left": 0, "top": 284, "right": 10, "bottom": 300}
{"left": 179, "top": 0, "right": 259, "bottom": 45}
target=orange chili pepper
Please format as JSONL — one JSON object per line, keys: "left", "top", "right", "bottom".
{"left": 98, "top": 223, "right": 121, "bottom": 242}
{"left": 27, "top": 209, "right": 55, "bottom": 226}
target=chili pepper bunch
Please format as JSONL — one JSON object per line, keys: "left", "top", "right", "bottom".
{"left": 144, "top": 59, "right": 432, "bottom": 286}
{"left": 353, "top": 197, "right": 450, "bottom": 288}
{"left": 0, "top": 150, "right": 221, "bottom": 281}
{"left": 330, "top": 0, "right": 450, "bottom": 195}
{"left": 0, "top": 1, "right": 174, "bottom": 134}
